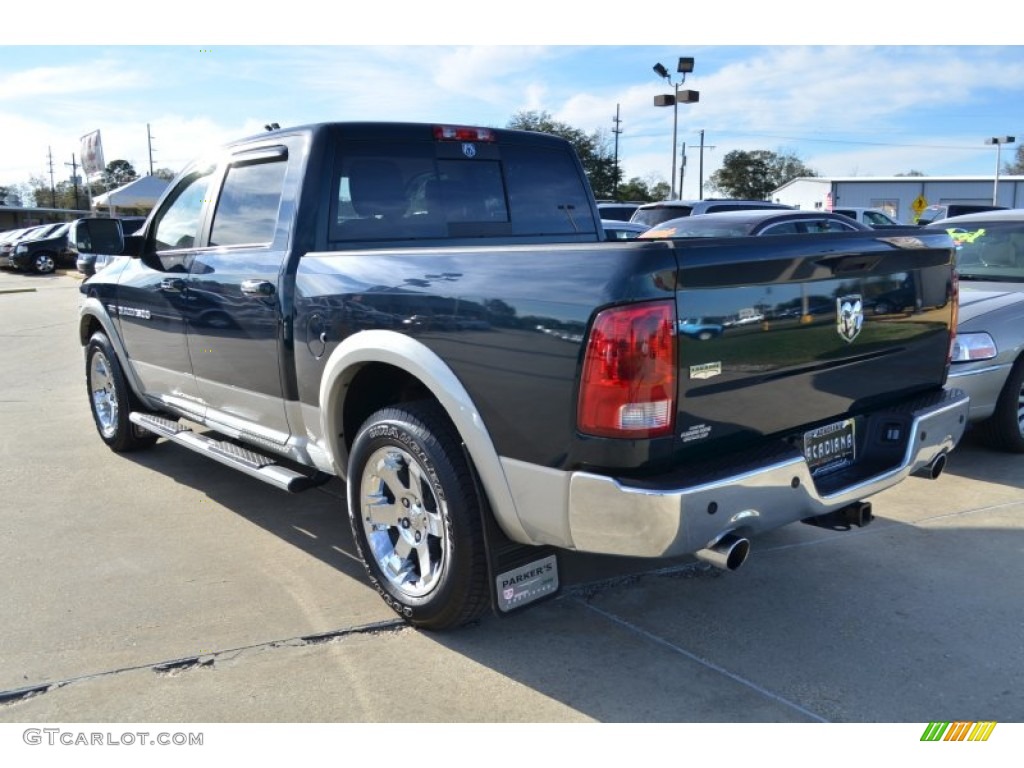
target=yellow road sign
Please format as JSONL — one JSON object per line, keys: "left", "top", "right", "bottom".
{"left": 912, "top": 195, "right": 928, "bottom": 215}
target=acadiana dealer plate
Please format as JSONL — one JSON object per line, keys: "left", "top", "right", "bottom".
{"left": 803, "top": 418, "right": 856, "bottom": 475}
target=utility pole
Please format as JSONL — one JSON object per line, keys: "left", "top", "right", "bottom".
{"left": 689, "top": 133, "right": 716, "bottom": 200}
{"left": 47, "top": 146, "right": 57, "bottom": 208}
{"left": 679, "top": 142, "right": 686, "bottom": 200}
{"left": 147, "top": 123, "right": 156, "bottom": 175}
{"left": 64, "top": 154, "right": 81, "bottom": 210}
{"left": 611, "top": 104, "right": 623, "bottom": 200}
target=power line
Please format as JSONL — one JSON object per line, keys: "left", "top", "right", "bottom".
{"left": 712, "top": 132, "right": 1007, "bottom": 152}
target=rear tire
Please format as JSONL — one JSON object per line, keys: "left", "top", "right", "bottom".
{"left": 978, "top": 357, "right": 1024, "bottom": 453}
{"left": 347, "top": 401, "right": 488, "bottom": 630}
{"left": 85, "top": 332, "right": 157, "bottom": 452}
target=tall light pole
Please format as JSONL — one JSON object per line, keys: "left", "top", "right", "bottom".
{"left": 985, "top": 136, "right": 1016, "bottom": 205}
{"left": 653, "top": 57, "right": 699, "bottom": 199}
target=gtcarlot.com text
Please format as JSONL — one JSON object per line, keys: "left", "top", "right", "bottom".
{"left": 23, "top": 729, "right": 203, "bottom": 747}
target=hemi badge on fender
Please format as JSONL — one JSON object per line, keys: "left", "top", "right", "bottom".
{"left": 690, "top": 362, "right": 722, "bottom": 380}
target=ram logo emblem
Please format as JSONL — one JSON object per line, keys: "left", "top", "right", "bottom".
{"left": 836, "top": 295, "right": 863, "bottom": 343}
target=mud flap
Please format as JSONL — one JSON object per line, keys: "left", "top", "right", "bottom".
{"left": 463, "top": 445, "right": 561, "bottom": 617}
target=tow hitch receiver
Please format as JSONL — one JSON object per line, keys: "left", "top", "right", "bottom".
{"left": 802, "top": 501, "right": 874, "bottom": 531}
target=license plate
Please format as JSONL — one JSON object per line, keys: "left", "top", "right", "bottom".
{"left": 803, "top": 418, "right": 856, "bottom": 475}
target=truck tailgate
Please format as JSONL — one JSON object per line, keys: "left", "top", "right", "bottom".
{"left": 669, "top": 230, "right": 955, "bottom": 462}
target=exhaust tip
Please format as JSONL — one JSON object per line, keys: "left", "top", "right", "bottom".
{"left": 913, "top": 453, "right": 947, "bottom": 480}
{"left": 696, "top": 534, "right": 750, "bottom": 571}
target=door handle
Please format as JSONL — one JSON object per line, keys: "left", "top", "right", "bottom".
{"left": 160, "top": 277, "right": 186, "bottom": 292}
{"left": 241, "top": 279, "right": 276, "bottom": 297}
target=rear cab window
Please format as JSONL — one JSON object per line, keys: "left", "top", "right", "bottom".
{"left": 329, "top": 128, "right": 597, "bottom": 244}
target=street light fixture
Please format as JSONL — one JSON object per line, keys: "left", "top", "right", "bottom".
{"left": 653, "top": 57, "right": 699, "bottom": 199}
{"left": 985, "top": 136, "right": 1016, "bottom": 205}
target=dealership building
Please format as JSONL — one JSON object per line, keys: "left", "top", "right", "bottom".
{"left": 772, "top": 175, "right": 1024, "bottom": 223}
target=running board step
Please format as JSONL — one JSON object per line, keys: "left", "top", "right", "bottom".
{"left": 129, "top": 412, "right": 330, "bottom": 493}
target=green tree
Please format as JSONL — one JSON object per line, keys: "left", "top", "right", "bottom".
{"left": 896, "top": 170, "right": 926, "bottom": 177}
{"left": 616, "top": 175, "right": 670, "bottom": 203}
{"left": 705, "top": 149, "right": 817, "bottom": 199}
{"left": 153, "top": 167, "right": 177, "bottom": 181}
{"left": 1003, "top": 145, "right": 1024, "bottom": 175}
{"left": 0, "top": 185, "right": 13, "bottom": 206}
{"left": 506, "top": 110, "right": 622, "bottom": 199}
{"left": 24, "top": 175, "right": 90, "bottom": 210}
{"left": 103, "top": 159, "right": 139, "bottom": 188}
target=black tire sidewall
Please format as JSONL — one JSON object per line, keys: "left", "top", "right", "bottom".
{"left": 347, "top": 404, "right": 485, "bottom": 629}
{"left": 987, "top": 357, "right": 1024, "bottom": 452}
{"left": 85, "top": 332, "right": 155, "bottom": 452}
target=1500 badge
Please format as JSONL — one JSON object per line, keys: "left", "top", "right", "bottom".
{"left": 107, "top": 304, "right": 152, "bottom": 320}
{"left": 690, "top": 362, "right": 721, "bottom": 380}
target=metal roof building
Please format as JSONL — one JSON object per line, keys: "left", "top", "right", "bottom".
{"left": 771, "top": 175, "right": 1024, "bottom": 223}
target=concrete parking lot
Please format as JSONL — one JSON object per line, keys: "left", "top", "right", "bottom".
{"left": 1, "top": 269, "right": 1022, "bottom": 723}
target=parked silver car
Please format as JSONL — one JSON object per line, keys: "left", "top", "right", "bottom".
{"left": 928, "top": 209, "right": 1024, "bottom": 452}
{"left": 831, "top": 207, "right": 903, "bottom": 227}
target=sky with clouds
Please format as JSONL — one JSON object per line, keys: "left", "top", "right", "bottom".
{"left": 4, "top": 9, "right": 1022, "bottom": 201}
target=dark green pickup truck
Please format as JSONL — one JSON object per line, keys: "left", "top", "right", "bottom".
{"left": 75, "top": 121, "right": 970, "bottom": 629}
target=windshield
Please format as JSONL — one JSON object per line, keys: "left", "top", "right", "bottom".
{"left": 631, "top": 205, "right": 695, "bottom": 227}
{"left": 947, "top": 221, "right": 1024, "bottom": 282}
{"left": 639, "top": 218, "right": 751, "bottom": 239}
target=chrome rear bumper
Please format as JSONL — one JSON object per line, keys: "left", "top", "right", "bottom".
{"left": 566, "top": 388, "right": 970, "bottom": 558}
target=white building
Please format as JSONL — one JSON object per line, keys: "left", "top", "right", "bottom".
{"left": 771, "top": 176, "right": 1024, "bottom": 223}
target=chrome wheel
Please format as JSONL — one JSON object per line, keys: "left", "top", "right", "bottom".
{"left": 89, "top": 349, "right": 119, "bottom": 439}
{"left": 33, "top": 253, "right": 56, "bottom": 274}
{"left": 359, "top": 445, "right": 449, "bottom": 599}
{"left": 347, "top": 402, "right": 488, "bottom": 628}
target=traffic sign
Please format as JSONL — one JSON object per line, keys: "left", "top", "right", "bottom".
{"left": 912, "top": 195, "right": 928, "bottom": 215}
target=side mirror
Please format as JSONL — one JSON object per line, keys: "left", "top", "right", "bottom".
{"left": 74, "top": 219, "right": 125, "bottom": 255}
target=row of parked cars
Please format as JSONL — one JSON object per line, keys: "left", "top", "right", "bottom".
{"left": 600, "top": 200, "right": 1024, "bottom": 454}
{"left": 0, "top": 216, "right": 146, "bottom": 275}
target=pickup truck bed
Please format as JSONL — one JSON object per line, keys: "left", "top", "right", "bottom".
{"left": 76, "top": 122, "right": 969, "bottom": 629}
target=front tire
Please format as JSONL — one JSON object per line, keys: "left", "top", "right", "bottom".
{"left": 85, "top": 332, "right": 157, "bottom": 452}
{"left": 347, "top": 401, "right": 488, "bottom": 630}
{"left": 978, "top": 357, "right": 1024, "bottom": 453}
{"left": 32, "top": 252, "right": 56, "bottom": 274}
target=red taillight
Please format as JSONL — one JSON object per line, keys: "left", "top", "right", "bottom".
{"left": 578, "top": 301, "right": 677, "bottom": 439}
{"left": 433, "top": 125, "right": 496, "bottom": 142}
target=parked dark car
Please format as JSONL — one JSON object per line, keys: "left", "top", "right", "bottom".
{"left": 917, "top": 203, "right": 1006, "bottom": 226}
{"left": 927, "top": 209, "right": 1024, "bottom": 452}
{"left": 2, "top": 224, "right": 59, "bottom": 266}
{"left": 9, "top": 222, "right": 77, "bottom": 273}
{"left": 637, "top": 209, "right": 871, "bottom": 239}
{"left": 630, "top": 199, "right": 794, "bottom": 228}
{"left": 73, "top": 216, "right": 147, "bottom": 277}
